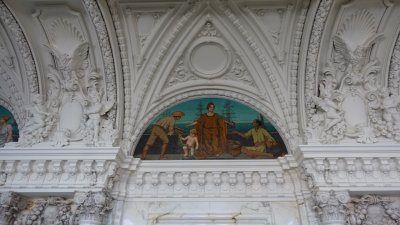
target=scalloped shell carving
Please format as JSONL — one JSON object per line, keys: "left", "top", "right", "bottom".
{"left": 49, "top": 18, "right": 85, "bottom": 54}
{"left": 337, "top": 9, "right": 377, "bottom": 48}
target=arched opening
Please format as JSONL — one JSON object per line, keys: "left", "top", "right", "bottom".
{"left": 133, "top": 97, "right": 287, "bottom": 160}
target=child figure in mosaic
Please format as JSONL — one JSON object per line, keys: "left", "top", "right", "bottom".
{"left": 182, "top": 129, "right": 199, "bottom": 159}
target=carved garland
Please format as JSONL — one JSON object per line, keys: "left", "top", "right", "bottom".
{"left": 304, "top": 0, "right": 333, "bottom": 122}
{"left": 218, "top": 2, "right": 295, "bottom": 146}
{"left": 82, "top": 0, "right": 117, "bottom": 124}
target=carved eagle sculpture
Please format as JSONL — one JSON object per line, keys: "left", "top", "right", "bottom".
{"left": 45, "top": 42, "right": 89, "bottom": 74}
{"left": 45, "top": 42, "right": 90, "bottom": 92}
{"left": 332, "top": 33, "right": 383, "bottom": 73}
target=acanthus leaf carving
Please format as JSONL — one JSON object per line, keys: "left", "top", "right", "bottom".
{"left": 74, "top": 190, "right": 112, "bottom": 224}
{"left": 313, "top": 190, "right": 350, "bottom": 225}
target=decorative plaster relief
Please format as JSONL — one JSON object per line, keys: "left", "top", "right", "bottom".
{"left": 82, "top": 0, "right": 117, "bottom": 125}
{"left": 106, "top": 0, "right": 132, "bottom": 152}
{"left": 0, "top": 192, "right": 26, "bottom": 225}
{"left": 124, "top": 5, "right": 171, "bottom": 68}
{"left": 123, "top": 158, "right": 298, "bottom": 198}
{"left": 0, "top": 3, "right": 34, "bottom": 126}
{"left": 245, "top": 6, "right": 292, "bottom": 66}
{"left": 0, "top": 1, "right": 39, "bottom": 96}
{"left": 13, "top": 197, "right": 76, "bottom": 225}
{"left": 0, "top": 148, "right": 119, "bottom": 191}
{"left": 305, "top": 0, "right": 333, "bottom": 121}
{"left": 166, "top": 59, "right": 197, "bottom": 86}
{"left": 33, "top": 6, "right": 88, "bottom": 55}
{"left": 346, "top": 195, "right": 400, "bottom": 225}
{"left": 0, "top": 37, "right": 14, "bottom": 70}
{"left": 306, "top": 8, "right": 399, "bottom": 144}
{"left": 249, "top": 8, "right": 287, "bottom": 45}
{"left": 20, "top": 5, "right": 116, "bottom": 147}
{"left": 187, "top": 37, "right": 232, "bottom": 79}
{"left": 389, "top": 27, "right": 400, "bottom": 96}
{"left": 127, "top": 9, "right": 167, "bottom": 48}
{"left": 125, "top": 1, "right": 300, "bottom": 153}
{"left": 301, "top": 145, "right": 400, "bottom": 189}
{"left": 313, "top": 190, "right": 350, "bottom": 225}
{"left": 165, "top": 21, "right": 255, "bottom": 89}
{"left": 74, "top": 190, "right": 112, "bottom": 225}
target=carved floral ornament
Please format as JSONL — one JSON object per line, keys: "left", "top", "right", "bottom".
{"left": 307, "top": 9, "right": 400, "bottom": 144}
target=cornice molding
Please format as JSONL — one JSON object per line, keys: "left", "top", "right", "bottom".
{"left": 0, "top": 147, "right": 122, "bottom": 193}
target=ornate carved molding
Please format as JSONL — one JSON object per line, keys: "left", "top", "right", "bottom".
{"left": 0, "top": 1, "right": 39, "bottom": 95}
{"left": 0, "top": 2, "right": 36, "bottom": 126}
{"left": 0, "top": 192, "right": 25, "bottom": 225}
{"left": 301, "top": 145, "right": 400, "bottom": 189}
{"left": 388, "top": 26, "right": 400, "bottom": 96}
{"left": 105, "top": 0, "right": 133, "bottom": 152}
{"left": 304, "top": 0, "right": 333, "bottom": 122}
{"left": 165, "top": 54, "right": 255, "bottom": 89}
{"left": 314, "top": 190, "right": 350, "bottom": 225}
{"left": 0, "top": 148, "right": 120, "bottom": 192}
{"left": 14, "top": 197, "right": 75, "bottom": 225}
{"left": 346, "top": 195, "right": 400, "bottom": 225}
{"left": 288, "top": 0, "right": 310, "bottom": 138}
{"left": 121, "top": 157, "right": 299, "bottom": 198}
{"left": 82, "top": 0, "right": 117, "bottom": 124}
{"left": 306, "top": 7, "right": 395, "bottom": 144}
{"left": 74, "top": 190, "right": 112, "bottom": 225}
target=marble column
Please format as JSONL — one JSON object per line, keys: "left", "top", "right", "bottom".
{"left": 0, "top": 192, "right": 25, "bottom": 225}
{"left": 314, "top": 190, "right": 350, "bottom": 225}
{"left": 74, "top": 190, "right": 113, "bottom": 225}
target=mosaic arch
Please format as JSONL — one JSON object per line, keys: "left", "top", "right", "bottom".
{"left": 134, "top": 97, "right": 287, "bottom": 160}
